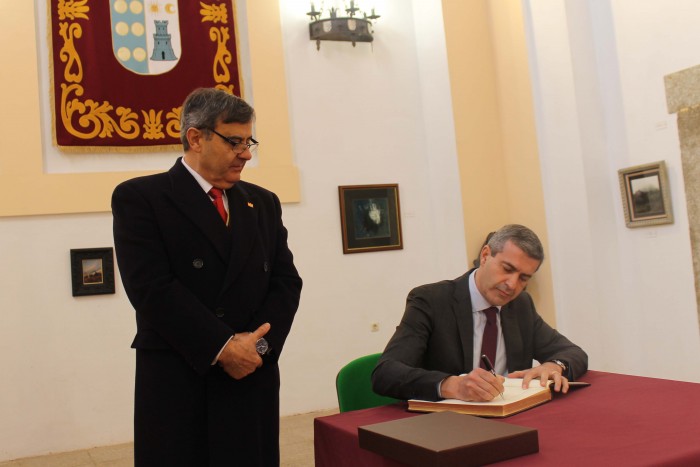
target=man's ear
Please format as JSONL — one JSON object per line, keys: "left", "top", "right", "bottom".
{"left": 479, "top": 245, "right": 491, "bottom": 266}
{"left": 186, "top": 127, "right": 204, "bottom": 151}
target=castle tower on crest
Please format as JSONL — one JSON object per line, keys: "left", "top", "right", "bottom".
{"left": 150, "top": 20, "right": 177, "bottom": 61}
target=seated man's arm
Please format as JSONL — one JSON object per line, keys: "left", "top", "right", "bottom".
{"left": 372, "top": 296, "right": 505, "bottom": 402}
{"left": 506, "top": 293, "right": 588, "bottom": 392}
{"left": 531, "top": 314, "right": 588, "bottom": 382}
{"left": 372, "top": 286, "right": 461, "bottom": 402}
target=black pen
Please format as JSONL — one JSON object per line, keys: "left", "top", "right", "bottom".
{"left": 481, "top": 354, "right": 505, "bottom": 400}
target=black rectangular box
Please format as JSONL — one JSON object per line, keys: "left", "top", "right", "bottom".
{"left": 358, "top": 411, "right": 538, "bottom": 466}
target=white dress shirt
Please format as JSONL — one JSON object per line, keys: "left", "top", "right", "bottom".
{"left": 181, "top": 157, "right": 229, "bottom": 214}
{"left": 469, "top": 269, "right": 507, "bottom": 375}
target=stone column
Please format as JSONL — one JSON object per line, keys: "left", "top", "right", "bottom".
{"left": 665, "top": 65, "right": 700, "bottom": 324}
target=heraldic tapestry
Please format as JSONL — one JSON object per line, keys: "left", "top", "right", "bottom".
{"left": 50, "top": 0, "right": 243, "bottom": 150}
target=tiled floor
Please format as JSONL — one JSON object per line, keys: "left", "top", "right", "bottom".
{"left": 0, "top": 409, "right": 338, "bottom": 467}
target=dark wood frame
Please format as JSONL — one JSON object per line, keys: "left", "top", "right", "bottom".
{"left": 70, "top": 247, "right": 116, "bottom": 296}
{"left": 338, "top": 184, "right": 403, "bottom": 254}
{"left": 618, "top": 161, "right": 674, "bottom": 228}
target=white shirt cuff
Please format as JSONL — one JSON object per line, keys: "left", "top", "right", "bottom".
{"left": 211, "top": 335, "right": 233, "bottom": 365}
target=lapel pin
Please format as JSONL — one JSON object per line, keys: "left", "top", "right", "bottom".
{"left": 247, "top": 202, "right": 254, "bottom": 208}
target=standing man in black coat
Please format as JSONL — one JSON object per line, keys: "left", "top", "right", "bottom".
{"left": 112, "top": 88, "right": 302, "bottom": 466}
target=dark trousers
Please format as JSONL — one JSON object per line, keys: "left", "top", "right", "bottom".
{"left": 134, "top": 349, "right": 280, "bottom": 466}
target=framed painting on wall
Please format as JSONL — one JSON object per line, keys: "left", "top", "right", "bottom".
{"left": 338, "top": 184, "right": 403, "bottom": 254}
{"left": 618, "top": 161, "right": 673, "bottom": 228}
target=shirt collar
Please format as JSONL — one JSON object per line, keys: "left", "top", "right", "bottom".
{"left": 469, "top": 268, "right": 501, "bottom": 313}
{"left": 181, "top": 157, "right": 214, "bottom": 194}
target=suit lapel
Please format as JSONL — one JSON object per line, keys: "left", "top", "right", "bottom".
{"left": 220, "top": 183, "right": 259, "bottom": 291}
{"left": 164, "top": 160, "right": 261, "bottom": 296}
{"left": 165, "top": 159, "right": 231, "bottom": 261}
{"left": 451, "top": 273, "right": 474, "bottom": 372}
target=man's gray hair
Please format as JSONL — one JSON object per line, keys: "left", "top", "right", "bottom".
{"left": 180, "top": 88, "right": 255, "bottom": 150}
{"left": 487, "top": 224, "right": 544, "bottom": 263}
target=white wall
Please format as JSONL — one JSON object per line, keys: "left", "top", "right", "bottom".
{"left": 0, "top": 214, "right": 135, "bottom": 459}
{"left": 0, "top": 0, "right": 466, "bottom": 460}
{"left": 276, "top": 0, "right": 466, "bottom": 414}
{"left": 523, "top": 0, "right": 700, "bottom": 382}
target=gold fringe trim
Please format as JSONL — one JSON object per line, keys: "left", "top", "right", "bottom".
{"left": 56, "top": 144, "right": 182, "bottom": 154}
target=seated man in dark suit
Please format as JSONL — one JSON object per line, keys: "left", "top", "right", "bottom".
{"left": 372, "top": 224, "right": 587, "bottom": 402}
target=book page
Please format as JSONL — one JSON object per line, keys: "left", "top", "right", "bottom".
{"left": 423, "top": 378, "right": 551, "bottom": 407}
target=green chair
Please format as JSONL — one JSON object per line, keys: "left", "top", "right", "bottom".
{"left": 336, "top": 353, "right": 398, "bottom": 412}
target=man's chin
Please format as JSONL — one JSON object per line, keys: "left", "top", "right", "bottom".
{"left": 488, "top": 294, "right": 512, "bottom": 306}
{"left": 223, "top": 174, "right": 242, "bottom": 186}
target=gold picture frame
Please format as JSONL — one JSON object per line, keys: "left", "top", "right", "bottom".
{"left": 618, "top": 161, "right": 673, "bottom": 228}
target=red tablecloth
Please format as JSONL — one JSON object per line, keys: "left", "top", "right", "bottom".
{"left": 314, "top": 371, "right": 700, "bottom": 466}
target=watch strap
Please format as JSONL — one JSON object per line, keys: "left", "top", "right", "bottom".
{"left": 550, "top": 359, "right": 567, "bottom": 372}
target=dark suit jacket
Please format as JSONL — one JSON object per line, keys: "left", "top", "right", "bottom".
{"left": 372, "top": 271, "right": 586, "bottom": 401}
{"left": 112, "top": 159, "right": 302, "bottom": 466}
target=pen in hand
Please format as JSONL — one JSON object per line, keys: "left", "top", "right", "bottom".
{"left": 481, "top": 354, "right": 505, "bottom": 400}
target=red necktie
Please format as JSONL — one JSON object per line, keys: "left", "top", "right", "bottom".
{"left": 208, "top": 188, "right": 228, "bottom": 224}
{"left": 479, "top": 307, "right": 499, "bottom": 370}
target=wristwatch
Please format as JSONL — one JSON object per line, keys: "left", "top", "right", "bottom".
{"left": 256, "top": 337, "right": 269, "bottom": 356}
{"left": 550, "top": 359, "right": 567, "bottom": 373}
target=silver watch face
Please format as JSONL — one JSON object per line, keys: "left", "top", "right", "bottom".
{"left": 256, "top": 337, "right": 269, "bottom": 356}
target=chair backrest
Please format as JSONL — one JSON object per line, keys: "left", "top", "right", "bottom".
{"left": 336, "top": 353, "right": 398, "bottom": 412}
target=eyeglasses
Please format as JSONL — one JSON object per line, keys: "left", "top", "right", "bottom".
{"left": 210, "top": 129, "right": 259, "bottom": 154}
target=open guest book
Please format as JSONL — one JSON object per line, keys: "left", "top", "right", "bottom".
{"left": 409, "top": 378, "right": 558, "bottom": 418}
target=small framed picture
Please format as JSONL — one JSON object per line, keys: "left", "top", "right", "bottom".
{"left": 618, "top": 161, "right": 673, "bottom": 228}
{"left": 70, "top": 247, "right": 116, "bottom": 296}
{"left": 338, "top": 184, "right": 403, "bottom": 254}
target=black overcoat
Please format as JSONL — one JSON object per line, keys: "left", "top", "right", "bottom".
{"left": 112, "top": 158, "right": 302, "bottom": 466}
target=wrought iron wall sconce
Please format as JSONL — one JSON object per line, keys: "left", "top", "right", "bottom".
{"left": 307, "top": 1, "right": 380, "bottom": 50}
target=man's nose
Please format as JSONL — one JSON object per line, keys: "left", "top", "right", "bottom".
{"left": 504, "top": 274, "right": 518, "bottom": 290}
